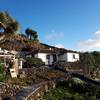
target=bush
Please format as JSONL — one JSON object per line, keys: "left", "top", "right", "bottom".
{"left": 43, "top": 80, "right": 100, "bottom": 100}
{"left": 24, "top": 57, "right": 45, "bottom": 68}
{"left": 0, "top": 74, "right": 4, "bottom": 81}
{"left": 0, "top": 63, "right": 4, "bottom": 73}
{"left": 0, "top": 60, "right": 4, "bottom": 81}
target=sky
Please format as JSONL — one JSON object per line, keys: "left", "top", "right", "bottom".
{"left": 1, "top": 0, "right": 100, "bottom": 51}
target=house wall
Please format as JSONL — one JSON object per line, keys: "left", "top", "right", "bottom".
{"left": 35, "top": 53, "right": 54, "bottom": 65}
{"left": 14, "top": 58, "right": 19, "bottom": 75}
{"left": 35, "top": 53, "right": 48, "bottom": 65}
{"left": 18, "top": 59, "right": 23, "bottom": 69}
{"left": 58, "top": 53, "right": 68, "bottom": 61}
{"left": 0, "top": 48, "right": 3, "bottom": 53}
{"left": 58, "top": 52, "right": 79, "bottom": 62}
{"left": 49, "top": 55, "right": 53, "bottom": 65}
{"left": 67, "top": 53, "right": 79, "bottom": 62}
{"left": 9, "top": 68, "right": 17, "bottom": 78}
{"left": 0, "top": 48, "right": 8, "bottom": 54}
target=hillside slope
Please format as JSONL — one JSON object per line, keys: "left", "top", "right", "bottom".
{"left": 0, "top": 34, "right": 40, "bottom": 51}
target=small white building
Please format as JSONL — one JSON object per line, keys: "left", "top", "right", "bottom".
{"left": 33, "top": 49, "right": 79, "bottom": 65}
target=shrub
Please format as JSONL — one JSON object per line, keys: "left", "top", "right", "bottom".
{"left": 23, "top": 57, "right": 45, "bottom": 68}
{"left": 0, "top": 74, "right": 4, "bottom": 81}
{"left": 43, "top": 80, "right": 100, "bottom": 100}
{"left": 0, "top": 60, "right": 4, "bottom": 81}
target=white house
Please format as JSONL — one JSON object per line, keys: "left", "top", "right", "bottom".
{"left": 33, "top": 49, "right": 79, "bottom": 65}
{"left": 58, "top": 51, "right": 79, "bottom": 62}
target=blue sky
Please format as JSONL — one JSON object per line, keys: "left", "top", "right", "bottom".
{"left": 1, "top": 0, "right": 100, "bottom": 51}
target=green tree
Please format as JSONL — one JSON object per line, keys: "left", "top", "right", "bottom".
{"left": 0, "top": 11, "right": 19, "bottom": 34}
{"left": 0, "top": 60, "right": 4, "bottom": 81}
{"left": 80, "top": 52, "right": 95, "bottom": 75}
{"left": 92, "top": 51, "right": 100, "bottom": 68}
{"left": 34, "top": 34, "right": 38, "bottom": 40}
{"left": 25, "top": 28, "right": 38, "bottom": 40}
{"left": 23, "top": 57, "right": 44, "bottom": 68}
{"left": 25, "top": 28, "right": 30, "bottom": 39}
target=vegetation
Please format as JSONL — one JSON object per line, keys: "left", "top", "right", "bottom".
{"left": 0, "top": 10, "right": 100, "bottom": 100}
{"left": 0, "top": 11, "right": 40, "bottom": 51}
{"left": 0, "top": 11, "right": 19, "bottom": 34}
{"left": 6, "top": 68, "right": 66, "bottom": 86}
{"left": 54, "top": 61, "right": 83, "bottom": 71}
{"left": 80, "top": 52, "right": 100, "bottom": 77}
{"left": 25, "top": 28, "right": 38, "bottom": 40}
{"left": 0, "top": 60, "right": 4, "bottom": 81}
{"left": 80, "top": 52, "right": 100, "bottom": 68}
{"left": 0, "top": 34, "right": 40, "bottom": 51}
{"left": 43, "top": 78, "right": 100, "bottom": 100}
{"left": 23, "top": 57, "right": 45, "bottom": 67}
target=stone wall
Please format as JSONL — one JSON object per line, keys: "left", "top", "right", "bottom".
{"left": 27, "top": 80, "right": 57, "bottom": 100}
{"left": 0, "top": 82, "right": 23, "bottom": 100}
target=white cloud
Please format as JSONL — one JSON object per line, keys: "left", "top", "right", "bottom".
{"left": 55, "top": 44, "right": 64, "bottom": 48}
{"left": 45, "top": 30, "right": 64, "bottom": 40}
{"left": 95, "top": 30, "right": 100, "bottom": 39}
{"left": 77, "top": 30, "right": 100, "bottom": 51}
{"left": 95, "top": 30, "right": 100, "bottom": 35}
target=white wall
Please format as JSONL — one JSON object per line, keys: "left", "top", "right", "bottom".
{"left": 58, "top": 53, "right": 68, "bottom": 61}
{"left": 67, "top": 53, "right": 79, "bottom": 62}
{"left": 9, "top": 68, "right": 17, "bottom": 78}
{"left": 49, "top": 55, "right": 53, "bottom": 65}
{"left": 35, "top": 53, "right": 48, "bottom": 65}
{"left": 14, "top": 58, "right": 19, "bottom": 75}
{"left": 0, "top": 48, "right": 8, "bottom": 54}
{"left": 35, "top": 52, "right": 79, "bottom": 64}
{"left": 58, "top": 52, "right": 79, "bottom": 62}
{"left": 35, "top": 53, "right": 54, "bottom": 65}
{"left": 18, "top": 60, "right": 23, "bottom": 69}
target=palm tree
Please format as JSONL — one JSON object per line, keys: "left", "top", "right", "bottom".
{"left": 0, "top": 11, "right": 19, "bottom": 34}
{"left": 25, "top": 28, "right": 38, "bottom": 40}
{"left": 25, "top": 28, "right": 30, "bottom": 39}
{"left": 34, "top": 34, "right": 38, "bottom": 40}
{"left": 31, "top": 30, "right": 37, "bottom": 40}
{"left": 7, "top": 21, "right": 19, "bottom": 33}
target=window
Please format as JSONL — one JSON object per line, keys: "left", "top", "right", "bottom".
{"left": 53, "top": 54, "right": 57, "bottom": 62}
{"left": 46, "top": 55, "right": 50, "bottom": 59}
{"left": 73, "top": 54, "right": 75, "bottom": 59}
